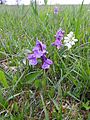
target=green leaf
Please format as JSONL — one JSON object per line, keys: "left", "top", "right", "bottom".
{"left": 42, "top": 78, "right": 47, "bottom": 89}
{"left": 0, "top": 91, "right": 8, "bottom": 108}
{"left": 40, "top": 93, "right": 49, "bottom": 120}
{"left": 67, "top": 91, "right": 80, "bottom": 102}
{"left": 48, "top": 87, "right": 55, "bottom": 98}
{"left": 82, "top": 101, "right": 90, "bottom": 110}
{"left": 88, "top": 113, "right": 90, "bottom": 120}
{"left": 25, "top": 70, "right": 42, "bottom": 84}
{"left": 44, "top": 0, "right": 48, "bottom": 5}
{"left": 34, "top": 79, "right": 41, "bottom": 89}
{"left": 52, "top": 99, "right": 59, "bottom": 111}
{"left": 0, "top": 70, "right": 8, "bottom": 88}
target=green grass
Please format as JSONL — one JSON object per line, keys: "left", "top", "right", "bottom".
{"left": 0, "top": 4, "right": 90, "bottom": 120}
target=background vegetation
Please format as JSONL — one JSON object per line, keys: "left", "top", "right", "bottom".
{"left": 0, "top": 4, "right": 90, "bottom": 120}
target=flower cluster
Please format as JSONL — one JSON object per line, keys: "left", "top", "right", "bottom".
{"left": 54, "top": 7, "right": 59, "bottom": 14}
{"left": 28, "top": 40, "right": 53, "bottom": 69}
{"left": 64, "top": 31, "right": 78, "bottom": 49}
{"left": 27, "top": 29, "right": 78, "bottom": 70}
{"left": 52, "top": 29, "right": 65, "bottom": 49}
{"left": 52, "top": 29, "right": 78, "bottom": 50}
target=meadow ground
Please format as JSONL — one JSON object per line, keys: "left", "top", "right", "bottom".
{"left": 0, "top": 4, "right": 90, "bottom": 120}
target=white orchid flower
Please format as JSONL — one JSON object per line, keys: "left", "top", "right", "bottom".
{"left": 64, "top": 31, "right": 78, "bottom": 49}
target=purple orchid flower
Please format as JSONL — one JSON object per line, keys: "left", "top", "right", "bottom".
{"left": 41, "top": 55, "right": 53, "bottom": 69}
{"left": 55, "top": 29, "right": 65, "bottom": 40}
{"left": 28, "top": 54, "right": 37, "bottom": 65}
{"left": 27, "top": 39, "right": 53, "bottom": 70}
{"left": 54, "top": 7, "right": 59, "bottom": 14}
{"left": 52, "top": 39, "right": 62, "bottom": 49}
{"left": 52, "top": 29, "right": 64, "bottom": 49}
{"left": 33, "top": 40, "right": 47, "bottom": 58}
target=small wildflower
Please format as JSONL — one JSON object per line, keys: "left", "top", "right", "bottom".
{"left": 55, "top": 28, "right": 65, "bottom": 40}
{"left": 42, "top": 55, "right": 53, "bottom": 69}
{"left": 33, "top": 40, "right": 47, "bottom": 58}
{"left": 54, "top": 7, "right": 59, "bottom": 14}
{"left": 64, "top": 31, "right": 78, "bottom": 49}
{"left": 52, "top": 39, "right": 62, "bottom": 49}
{"left": 28, "top": 54, "right": 37, "bottom": 65}
{"left": 52, "top": 28, "right": 64, "bottom": 49}
{"left": 27, "top": 39, "right": 53, "bottom": 69}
